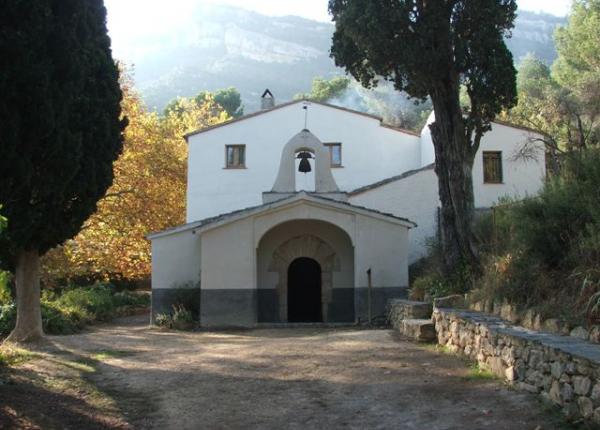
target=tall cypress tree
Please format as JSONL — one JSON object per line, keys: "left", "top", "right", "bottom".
{"left": 329, "top": 0, "right": 518, "bottom": 274}
{"left": 0, "top": 0, "right": 126, "bottom": 342}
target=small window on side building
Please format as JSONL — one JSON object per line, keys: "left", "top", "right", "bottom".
{"left": 483, "top": 151, "right": 503, "bottom": 183}
{"left": 225, "top": 145, "right": 245, "bottom": 168}
{"left": 324, "top": 143, "right": 342, "bottom": 167}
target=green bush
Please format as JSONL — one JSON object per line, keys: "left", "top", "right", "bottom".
{"left": 172, "top": 304, "right": 193, "bottom": 324}
{"left": 411, "top": 264, "right": 474, "bottom": 301}
{"left": 112, "top": 290, "right": 150, "bottom": 308}
{"left": 0, "top": 304, "right": 16, "bottom": 337}
{"left": 53, "top": 285, "right": 115, "bottom": 321}
{"left": 41, "top": 301, "right": 87, "bottom": 335}
{"left": 509, "top": 151, "right": 600, "bottom": 267}
{"left": 153, "top": 304, "right": 195, "bottom": 330}
{"left": 470, "top": 150, "right": 600, "bottom": 321}
{"left": 0, "top": 272, "right": 12, "bottom": 306}
{"left": 154, "top": 313, "right": 172, "bottom": 328}
{"left": 0, "top": 283, "right": 150, "bottom": 338}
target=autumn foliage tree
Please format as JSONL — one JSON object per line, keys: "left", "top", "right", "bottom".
{"left": 0, "top": 0, "right": 125, "bottom": 342}
{"left": 43, "top": 77, "right": 229, "bottom": 284}
{"left": 329, "top": 0, "right": 518, "bottom": 274}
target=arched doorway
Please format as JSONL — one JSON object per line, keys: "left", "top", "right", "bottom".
{"left": 257, "top": 220, "right": 355, "bottom": 323}
{"left": 287, "top": 257, "right": 322, "bottom": 322}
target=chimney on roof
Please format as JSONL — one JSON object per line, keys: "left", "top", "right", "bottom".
{"left": 261, "top": 89, "right": 275, "bottom": 110}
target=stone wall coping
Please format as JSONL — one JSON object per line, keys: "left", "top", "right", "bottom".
{"left": 435, "top": 308, "right": 600, "bottom": 364}
{"left": 389, "top": 299, "right": 431, "bottom": 306}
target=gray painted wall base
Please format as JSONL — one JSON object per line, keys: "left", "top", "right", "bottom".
{"left": 152, "top": 286, "right": 407, "bottom": 327}
{"left": 257, "top": 289, "right": 280, "bottom": 322}
{"left": 354, "top": 287, "right": 408, "bottom": 323}
{"left": 257, "top": 288, "right": 356, "bottom": 323}
{"left": 201, "top": 289, "right": 257, "bottom": 328}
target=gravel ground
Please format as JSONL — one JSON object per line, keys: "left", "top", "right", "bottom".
{"left": 5, "top": 314, "right": 563, "bottom": 430}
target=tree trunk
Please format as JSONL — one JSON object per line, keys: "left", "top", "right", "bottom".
{"left": 429, "top": 84, "right": 480, "bottom": 276}
{"left": 5, "top": 249, "right": 43, "bottom": 343}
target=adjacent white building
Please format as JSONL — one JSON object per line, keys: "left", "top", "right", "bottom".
{"left": 149, "top": 93, "right": 545, "bottom": 327}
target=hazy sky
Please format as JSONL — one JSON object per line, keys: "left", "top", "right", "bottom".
{"left": 104, "top": 0, "right": 571, "bottom": 59}
{"left": 105, "top": 0, "right": 572, "bottom": 30}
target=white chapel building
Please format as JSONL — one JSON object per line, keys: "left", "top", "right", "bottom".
{"left": 148, "top": 91, "right": 545, "bottom": 327}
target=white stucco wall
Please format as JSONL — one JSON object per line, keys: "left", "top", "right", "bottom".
{"left": 151, "top": 229, "right": 201, "bottom": 290}
{"left": 353, "top": 214, "right": 410, "bottom": 288}
{"left": 186, "top": 102, "right": 421, "bottom": 222}
{"left": 350, "top": 168, "right": 439, "bottom": 264}
{"left": 200, "top": 217, "right": 255, "bottom": 290}
{"left": 472, "top": 123, "right": 546, "bottom": 207}
{"left": 194, "top": 197, "right": 410, "bottom": 292}
{"left": 419, "top": 114, "right": 546, "bottom": 207}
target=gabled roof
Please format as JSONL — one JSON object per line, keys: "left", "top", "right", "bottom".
{"left": 491, "top": 119, "right": 546, "bottom": 136}
{"left": 147, "top": 192, "right": 416, "bottom": 240}
{"left": 184, "top": 99, "right": 421, "bottom": 140}
{"left": 185, "top": 98, "right": 543, "bottom": 141}
{"left": 349, "top": 164, "right": 435, "bottom": 196}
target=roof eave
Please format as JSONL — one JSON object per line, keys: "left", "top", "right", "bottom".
{"left": 147, "top": 192, "right": 416, "bottom": 240}
{"left": 183, "top": 99, "right": 422, "bottom": 140}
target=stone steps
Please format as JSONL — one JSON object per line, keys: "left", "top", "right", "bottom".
{"left": 388, "top": 299, "right": 436, "bottom": 342}
{"left": 388, "top": 299, "right": 433, "bottom": 320}
{"left": 398, "top": 318, "right": 437, "bottom": 342}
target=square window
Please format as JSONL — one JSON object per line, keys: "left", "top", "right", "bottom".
{"left": 225, "top": 145, "right": 245, "bottom": 168}
{"left": 483, "top": 151, "right": 503, "bottom": 183}
{"left": 324, "top": 143, "right": 342, "bottom": 167}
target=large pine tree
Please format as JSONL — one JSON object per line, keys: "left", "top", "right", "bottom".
{"left": 0, "top": 0, "right": 126, "bottom": 342}
{"left": 329, "top": 0, "right": 518, "bottom": 274}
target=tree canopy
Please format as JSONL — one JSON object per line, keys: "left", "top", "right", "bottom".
{"left": 165, "top": 87, "right": 244, "bottom": 119}
{"left": 0, "top": 207, "right": 6, "bottom": 235}
{"left": 503, "top": 0, "right": 600, "bottom": 164}
{"left": 0, "top": 0, "right": 125, "bottom": 341}
{"left": 295, "top": 76, "right": 350, "bottom": 102}
{"left": 329, "top": 0, "right": 518, "bottom": 273}
{"left": 42, "top": 76, "right": 229, "bottom": 284}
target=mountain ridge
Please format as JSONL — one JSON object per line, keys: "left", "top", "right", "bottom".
{"left": 116, "top": 5, "right": 566, "bottom": 112}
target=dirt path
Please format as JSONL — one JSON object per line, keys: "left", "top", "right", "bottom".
{"left": 2, "top": 315, "right": 568, "bottom": 429}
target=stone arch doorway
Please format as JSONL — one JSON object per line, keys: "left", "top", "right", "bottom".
{"left": 268, "top": 234, "right": 340, "bottom": 322}
{"left": 257, "top": 219, "right": 355, "bottom": 323}
{"left": 287, "top": 257, "right": 322, "bottom": 322}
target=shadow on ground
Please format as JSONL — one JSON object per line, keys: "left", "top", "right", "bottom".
{"left": 0, "top": 315, "right": 580, "bottom": 430}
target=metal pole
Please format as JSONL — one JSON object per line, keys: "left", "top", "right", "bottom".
{"left": 492, "top": 206, "right": 497, "bottom": 253}
{"left": 367, "top": 268, "right": 372, "bottom": 325}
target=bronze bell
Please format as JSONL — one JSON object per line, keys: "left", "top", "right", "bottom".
{"left": 297, "top": 151, "right": 313, "bottom": 173}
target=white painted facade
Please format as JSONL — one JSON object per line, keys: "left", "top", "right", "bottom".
{"left": 149, "top": 98, "right": 546, "bottom": 327}
{"left": 350, "top": 166, "right": 439, "bottom": 264}
{"left": 187, "top": 101, "right": 545, "bottom": 229}
{"left": 186, "top": 101, "right": 421, "bottom": 221}
{"left": 419, "top": 112, "right": 547, "bottom": 208}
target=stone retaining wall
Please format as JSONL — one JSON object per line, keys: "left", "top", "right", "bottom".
{"left": 469, "top": 298, "right": 600, "bottom": 343}
{"left": 434, "top": 308, "right": 600, "bottom": 425}
{"left": 388, "top": 299, "right": 432, "bottom": 322}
